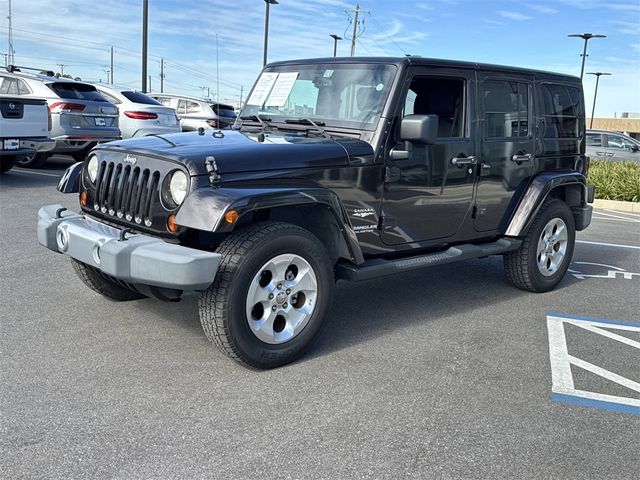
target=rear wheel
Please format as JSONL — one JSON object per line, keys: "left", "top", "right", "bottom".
{"left": 199, "top": 222, "right": 334, "bottom": 369}
{"left": 71, "top": 259, "right": 145, "bottom": 301}
{"left": 504, "top": 199, "right": 575, "bottom": 292}
{"left": 15, "top": 152, "right": 50, "bottom": 168}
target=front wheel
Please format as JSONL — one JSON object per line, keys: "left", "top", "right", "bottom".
{"left": 15, "top": 152, "right": 50, "bottom": 168}
{"left": 504, "top": 199, "right": 575, "bottom": 292}
{"left": 199, "top": 222, "right": 334, "bottom": 369}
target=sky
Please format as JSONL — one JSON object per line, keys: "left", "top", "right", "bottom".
{"left": 2, "top": 0, "right": 639, "bottom": 116}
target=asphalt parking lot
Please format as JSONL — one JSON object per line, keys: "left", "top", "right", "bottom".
{"left": 1, "top": 157, "right": 639, "bottom": 479}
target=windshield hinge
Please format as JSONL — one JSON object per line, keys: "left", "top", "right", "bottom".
{"left": 384, "top": 166, "right": 400, "bottom": 183}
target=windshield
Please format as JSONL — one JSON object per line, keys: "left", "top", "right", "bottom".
{"left": 242, "top": 63, "right": 397, "bottom": 130}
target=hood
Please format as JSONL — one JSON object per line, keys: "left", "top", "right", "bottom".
{"left": 99, "top": 130, "right": 373, "bottom": 176}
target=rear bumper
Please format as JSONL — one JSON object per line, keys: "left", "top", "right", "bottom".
{"left": 0, "top": 137, "right": 55, "bottom": 156}
{"left": 37, "top": 204, "right": 221, "bottom": 291}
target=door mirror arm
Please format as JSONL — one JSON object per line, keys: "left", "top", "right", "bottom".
{"left": 389, "top": 141, "right": 412, "bottom": 161}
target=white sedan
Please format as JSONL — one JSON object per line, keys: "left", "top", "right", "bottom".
{"left": 94, "top": 84, "right": 181, "bottom": 139}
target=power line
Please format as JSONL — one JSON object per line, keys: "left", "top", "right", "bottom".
{"left": 367, "top": 13, "right": 408, "bottom": 56}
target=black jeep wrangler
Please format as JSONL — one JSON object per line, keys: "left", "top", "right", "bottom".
{"left": 38, "top": 57, "right": 593, "bottom": 368}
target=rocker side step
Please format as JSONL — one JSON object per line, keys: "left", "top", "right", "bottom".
{"left": 336, "top": 238, "right": 522, "bottom": 282}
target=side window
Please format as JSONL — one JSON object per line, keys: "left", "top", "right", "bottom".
{"left": 176, "top": 99, "right": 187, "bottom": 114}
{"left": 540, "top": 84, "right": 582, "bottom": 138}
{"left": 607, "top": 134, "right": 635, "bottom": 150}
{"left": 186, "top": 101, "right": 202, "bottom": 114}
{"left": 0, "top": 77, "right": 19, "bottom": 95}
{"left": 586, "top": 133, "right": 602, "bottom": 146}
{"left": 483, "top": 80, "right": 529, "bottom": 138}
{"left": 403, "top": 76, "right": 466, "bottom": 138}
{"left": 17, "top": 79, "right": 31, "bottom": 95}
{"left": 100, "top": 91, "right": 121, "bottom": 104}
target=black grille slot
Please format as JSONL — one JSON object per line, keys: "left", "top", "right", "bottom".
{"left": 93, "top": 161, "right": 161, "bottom": 227}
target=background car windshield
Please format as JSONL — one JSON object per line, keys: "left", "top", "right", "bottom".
{"left": 243, "top": 64, "right": 396, "bottom": 129}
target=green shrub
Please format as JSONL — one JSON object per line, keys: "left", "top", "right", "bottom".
{"left": 588, "top": 160, "right": 640, "bottom": 202}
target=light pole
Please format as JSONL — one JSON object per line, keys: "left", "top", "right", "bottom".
{"left": 330, "top": 34, "right": 342, "bottom": 57}
{"left": 587, "top": 72, "right": 611, "bottom": 128}
{"left": 568, "top": 33, "right": 606, "bottom": 80}
{"left": 142, "top": 0, "right": 148, "bottom": 92}
{"left": 263, "top": 0, "right": 278, "bottom": 67}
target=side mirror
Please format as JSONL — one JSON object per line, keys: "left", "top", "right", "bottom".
{"left": 631, "top": 145, "right": 639, "bottom": 153}
{"left": 400, "top": 114, "right": 438, "bottom": 145}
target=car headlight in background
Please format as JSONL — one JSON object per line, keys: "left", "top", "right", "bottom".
{"left": 168, "top": 170, "right": 188, "bottom": 206}
{"left": 87, "top": 155, "right": 98, "bottom": 183}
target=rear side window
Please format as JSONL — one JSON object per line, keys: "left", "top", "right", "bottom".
{"left": 0, "top": 77, "right": 30, "bottom": 95}
{"left": 483, "top": 80, "right": 529, "bottom": 138}
{"left": 186, "top": 101, "right": 202, "bottom": 113}
{"left": 176, "top": 99, "right": 187, "bottom": 114}
{"left": 121, "top": 91, "right": 162, "bottom": 105}
{"left": 586, "top": 133, "right": 602, "bottom": 146}
{"left": 49, "top": 82, "right": 107, "bottom": 101}
{"left": 540, "top": 84, "right": 582, "bottom": 138}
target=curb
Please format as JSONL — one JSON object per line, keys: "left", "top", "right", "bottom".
{"left": 593, "top": 199, "right": 640, "bottom": 213}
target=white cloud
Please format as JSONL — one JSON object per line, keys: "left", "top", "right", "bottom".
{"left": 525, "top": 4, "right": 558, "bottom": 14}
{"left": 497, "top": 11, "right": 533, "bottom": 21}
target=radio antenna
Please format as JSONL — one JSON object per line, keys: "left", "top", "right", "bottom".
{"left": 213, "top": 33, "right": 224, "bottom": 138}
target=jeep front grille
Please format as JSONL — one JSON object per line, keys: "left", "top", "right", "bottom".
{"left": 94, "top": 161, "right": 161, "bottom": 227}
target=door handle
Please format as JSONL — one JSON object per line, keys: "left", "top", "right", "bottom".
{"left": 596, "top": 151, "right": 614, "bottom": 157}
{"left": 511, "top": 154, "right": 534, "bottom": 162}
{"left": 451, "top": 156, "right": 477, "bottom": 166}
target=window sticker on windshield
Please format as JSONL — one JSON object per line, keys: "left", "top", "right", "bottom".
{"left": 265, "top": 72, "right": 299, "bottom": 107}
{"left": 247, "top": 72, "right": 279, "bottom": 106}
{"left": 375, "top": 83, "right": 384, "bottom": 91}
{"left": 323, "top": 69, "right": 334, "bottom": 78}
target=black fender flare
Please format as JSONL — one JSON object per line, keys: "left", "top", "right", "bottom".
{"left": 505, "top": 171, "right": 591, "bottom": 236}
{"left": 175, "top": 185, "right": 364, "bottom": 264}
{"left": 57, "top": 161, "right": 83, "bottom": 193}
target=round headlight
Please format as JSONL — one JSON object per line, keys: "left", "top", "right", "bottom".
{"left": 87, "top": 155, "right": 98, "bottom": 183}
{"left": 168, "top": 170, "right": 188, "bottom": 206}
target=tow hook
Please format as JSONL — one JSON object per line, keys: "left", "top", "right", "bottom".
{"left": 55, "top": 207, "right": 67, "bottom": 219}
{"left": 118, "top": 228, "right": 134, "bottom": 242}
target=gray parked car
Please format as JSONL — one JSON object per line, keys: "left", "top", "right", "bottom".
{"left": 586, "top": 129, "right": 640, "bottom": 163}
{"left": 94, "top": 84, "right": 181, "bottom": 139}
{"left": 149, "top": 93, "right": 236, "bottom": 131}
{"left": 0, "top": 67, "right": 120, "bottom": 167}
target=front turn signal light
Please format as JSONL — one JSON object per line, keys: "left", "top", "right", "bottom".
{"left": 167, "top": 214, "right": 178, "bottom": 233}
{"left": 80, "top": 191, "right": 88, "bottom": 207}
{"left": 225, "top": 210, "right": 239, "bottom": 224}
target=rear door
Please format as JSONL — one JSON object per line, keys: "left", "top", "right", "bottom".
{"left": 474, "top": 72, "right": 534, "bottom": 232}
{"left": 380, "top": 67, "right": 477, "bottom": 245}
{"left": 604, "top": 133, "right": 640, "bottom": 162}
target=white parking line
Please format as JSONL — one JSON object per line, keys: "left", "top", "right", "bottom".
{"left": 593, "top": 211, "right": 640, "bottom": 222}
{"left": 576, "top": 240, "right": 640, "bottom": 250}
{"left": 11, "top": 169, "right": 61, "bottom": 178}
{"left": 601, "top": 209, "right": 640, "bottom": 219}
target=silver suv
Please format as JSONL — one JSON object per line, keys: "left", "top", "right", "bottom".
{"left": 586, "top": 129, "right": 640, "bottom": 163}
{"left": 149, "top": 93, "right": 236, "bottom": 131}
{"left": 0, "top": 67, "right": 120, "bottom": 167}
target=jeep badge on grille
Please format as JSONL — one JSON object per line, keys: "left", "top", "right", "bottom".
{"left": 124, "top": 154, "right": 137, "bottom": 165}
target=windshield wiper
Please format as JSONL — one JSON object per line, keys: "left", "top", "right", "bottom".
{"left": 284, "top": 118, "right": 330, "bottom": 138}
{"left": 238, "top": 114, "right": 272, "bottom": 130}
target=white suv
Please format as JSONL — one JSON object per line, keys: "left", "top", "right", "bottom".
{"left": 149, "top": 93, "right": 237, "bottom": 131}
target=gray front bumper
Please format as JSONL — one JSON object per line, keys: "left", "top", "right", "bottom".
{"left": 37, "top": 204, "right": 221, "bottom": 291}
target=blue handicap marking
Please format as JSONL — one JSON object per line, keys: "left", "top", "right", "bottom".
{"left": 546, "top": 311, "right": 640, "bottom": 416}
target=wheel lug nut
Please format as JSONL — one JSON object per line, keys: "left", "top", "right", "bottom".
{"left": 268, "top": 293, "right": 274, "bottom": 300}
{"left": 272, "top": 305, "right": 277, "bottom": 312}
{"left": 277, "top": 283, "right": 282, "bottom": 290}
{"left": 286, "top": 289, "right": 291, "bottom": 295}
{"left": 283, "top": 302, "right": 288, "bottom": 308}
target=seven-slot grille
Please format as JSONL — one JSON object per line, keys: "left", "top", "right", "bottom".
{"left": 93, "top": 161, "right": 161, "bottom": 227}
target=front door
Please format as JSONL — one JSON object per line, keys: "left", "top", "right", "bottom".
{"left": 380, "top": 68, "right": 477, "bottom": 245}
{"left": 474, "top": 72, "right": 535, "bottom": 232}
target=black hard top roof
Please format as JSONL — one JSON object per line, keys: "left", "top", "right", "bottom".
{"left": 267, "top": 56, "right": 580, "bottom": 83}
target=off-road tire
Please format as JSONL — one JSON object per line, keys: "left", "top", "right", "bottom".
{"left": 71, "top": 259, "right": 145, "bottom": 301}
{"left": 504, "top": 199, "right": 575, "bottom": 292}
{"left": 15, "top": 152, "right": 50, "bottom": 168}
{"left": 0, "top": 157, "right": 16, "bottom": 174}
{"left": 199, "top": 222, "right": 334, "bottom": 369}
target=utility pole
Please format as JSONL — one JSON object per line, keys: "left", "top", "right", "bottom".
{"left": 148, "top": 75, "right": 152, "bottom": 92}
{"left": 57, "top": 64, "right": 68, "bottom": 75}
{"left": 8, "top": 0, "right": 15, "bottom": 65}
{"left": 160, "top": 58, "right": 164, "bottom": 93}
{"left": 110, "top": 46, "right": 114, "bottom": 84}
{"left": 239, "top": 85, "right": 243, "bottom": 109}
{"left": 568, "top": 33, "right": 606, "bottom": 80}
{"left": 587, "top": 72, "right": 611, "bottom": 128}
{"left": 348, "top": 4, "right": 366, "bottom": 56}
{"left": 141, "top": 0, "right": 148, "bottom": 92}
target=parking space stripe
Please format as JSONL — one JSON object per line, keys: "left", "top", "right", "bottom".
{"left": 12, "top": 169, "right": 62, "bottom": 178}
{"left": 601, "top": 209, "right": 640, "bottom": 219}
{"left": 576, "top": 240, "right": 640, "bottom": 250}
{"left": 593, "top": 211, "right": 640, "bottom": 222}
{"left": 552, "top": 392, "right": 640, "bottom": 416}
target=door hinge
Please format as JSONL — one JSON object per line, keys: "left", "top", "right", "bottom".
{"left": 379, "top": 214, "right": 397, "bottom": 230}
{"left": 384, "top": 166, "right": 400, "bottom": 183}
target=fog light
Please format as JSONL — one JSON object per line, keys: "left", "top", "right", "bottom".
{"left": 56, "top": 228, "right": 69, "bottom": 252}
